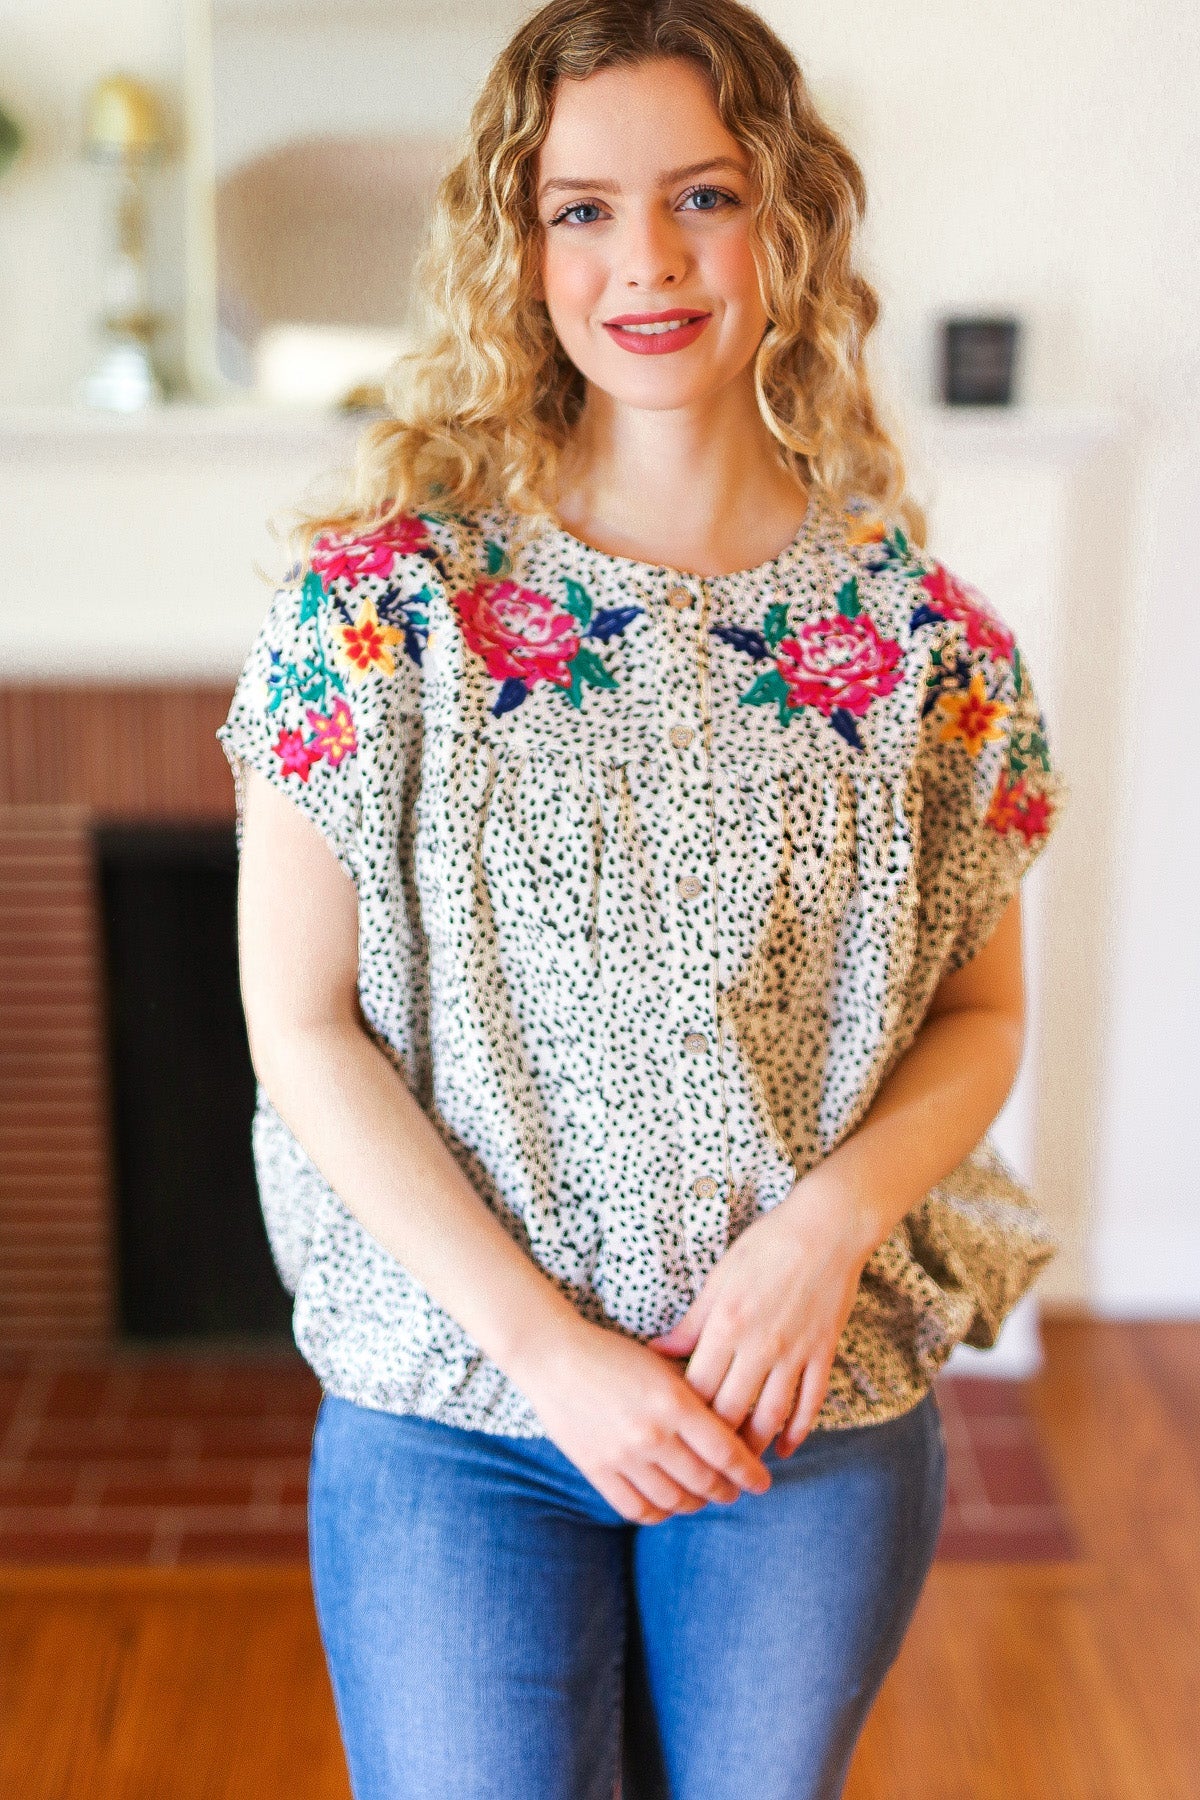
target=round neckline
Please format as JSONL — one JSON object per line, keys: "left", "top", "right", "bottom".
{"left": 543, "top": 484, "right": 822, "bottom": 584}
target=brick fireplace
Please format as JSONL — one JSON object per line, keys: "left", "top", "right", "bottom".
{"left": 0, "top": 684, "right": 238, "bottom": 1349}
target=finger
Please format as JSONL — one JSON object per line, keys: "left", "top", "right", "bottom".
{"left": 710, "top": 1349, "right": 777, "bottom": 1434}
{"left": 677, "top": 1330, "right": 736, "bottom": 1405}
{"left": 677, "top": 1404, "right": 771, "bottom": 1494}
{"left": 741, "top": 1361, "right": 804, "bottom": 1456}
{"left": 603, "top": 1470, "right": 672, "bottom": 1525}
{"left": 635, "top": 1461, "right": 707, "bottom": 1515}
{"left": 778, "top": 1356, "right": 833, "bottom": 1454}
{"left": 654, "top": 1437, "right": 743, "bottom": 1505}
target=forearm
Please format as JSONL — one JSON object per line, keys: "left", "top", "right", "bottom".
{"left": 252, "top": 1017, "right": 586, "bottom": 1383}
{"left": 783, "top": 1002, "right": 1024, "bottom": 1260}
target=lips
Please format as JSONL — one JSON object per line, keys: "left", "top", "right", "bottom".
{"left": 602, "top": 308, "right": 712, "bottom": 355}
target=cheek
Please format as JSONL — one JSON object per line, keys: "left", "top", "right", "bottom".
{"left": 541, "top": 239, "right": 606, "bottom": 326}
{"left": 706, "top": 232, "right": 769, "bottom": 325}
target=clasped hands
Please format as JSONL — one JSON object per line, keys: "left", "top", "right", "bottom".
{"left": 522, "top": 1172, "right": 882, "bottom": 1525}
{"left": 646, "top": 1175, "right": 877, "bottom": 1461}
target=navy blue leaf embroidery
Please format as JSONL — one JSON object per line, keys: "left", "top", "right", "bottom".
{"left": 909, "top": 602, "right": 945, "bottom": 631}
{"left": 829, "top": 708, "right": 862, "bottom": 750}
{"left": 585, "top": 605, "right": 644, "bottom": 641}
{"left": 492, "top": 677, "right": 528, "bottom": 716}
{"left": 711, "top": 624, "right": 771, "bottom": 661}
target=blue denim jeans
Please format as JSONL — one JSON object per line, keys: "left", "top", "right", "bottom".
{"left": 308, "top": 1386, "right": 947, "bottom": 1800}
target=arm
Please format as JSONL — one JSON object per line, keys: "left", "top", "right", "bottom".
{"left": 237, "top": 766, "right": 770, "bottom": 1518}
{"left": 647, "top": 892, "right": 1026, "bottom": 1454}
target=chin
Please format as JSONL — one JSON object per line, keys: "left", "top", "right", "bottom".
{"left": 581, "top": 356, "right": 734, "bottom": 412}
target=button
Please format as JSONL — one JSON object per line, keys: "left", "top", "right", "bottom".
{"left": 677, "top": 874, "right": 703, "bottom": 899}
{"left": 683, "top": 1031, "right": 709, "bottom": 1054}
{"left": 666, "top": 584, "right": 693, "bottom": 610}
{"left": 692, "top": 1175, "right": 719, "bottom": 1201}
{"left": 668, "top": 725, "right": 695, "bottom": 750}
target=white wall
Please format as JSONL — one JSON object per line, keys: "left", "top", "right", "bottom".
{"left": 0, "top": 0, "right": 1196, "bottom": 1312}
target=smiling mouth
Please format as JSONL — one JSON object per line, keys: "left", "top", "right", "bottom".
{"left": 601, "top": 310, "right": 713, "bottom": 355}
{"left": 611, "top": 317, "right": 704, "bottom": 336}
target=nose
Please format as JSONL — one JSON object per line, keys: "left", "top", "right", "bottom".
{"left": 619, "top": 205, "right": 689, "bottom": 289}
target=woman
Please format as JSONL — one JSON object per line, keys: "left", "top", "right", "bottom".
{"left": 218, "top": 2, "right": 1064, "bottom": 1794}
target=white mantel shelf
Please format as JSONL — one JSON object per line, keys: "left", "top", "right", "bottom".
{"left": 0, "top": 402, "right": 362, "bottom": 456}
{"left": 0, "top": 400, "right": 1123, "bottom": 461}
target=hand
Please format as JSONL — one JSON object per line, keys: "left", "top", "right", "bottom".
{"left": 517, "top": 1315, "right": 773, "bottom": 1524}
{"left": 646, "top": 1182, "right": 874, "bottom": 1457}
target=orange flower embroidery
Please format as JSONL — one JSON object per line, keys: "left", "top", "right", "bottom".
{"left": 935, "top": 670, "right": 1010, "bottom": 756}
{"left": 842, "top": 512, "right": 887, "bottom": 548}
{"left": 334, "top": 598, "right": 403, "bottom": 681}
{"left": 986, "top": 772, "right": 1053, "bottom": 843}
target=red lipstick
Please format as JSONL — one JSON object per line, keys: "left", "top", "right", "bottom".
{"left": 603, "top": 308, "right": 712, "bottom": 355}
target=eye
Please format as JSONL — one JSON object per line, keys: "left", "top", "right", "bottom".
{"left": 678, "top": 184, "right": 739, "bottom": 213}
{"left": 548, "top": 199, "right": 607, "bottom": 227}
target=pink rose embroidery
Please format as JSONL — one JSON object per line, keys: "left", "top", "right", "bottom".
{"left": 452, "top": 579, "right": 582, "bottom": 688}
{"left": 775, "top": 613, "right": 904, "bottom": 718}
{"left": 711, "top": 576, "right": 904, "bottom": 749}
{"left": 311, "top": 515, "right": 433, "bottom": 588}
{"left": 919, "top": 562, "right": 1015, "bottom": 664}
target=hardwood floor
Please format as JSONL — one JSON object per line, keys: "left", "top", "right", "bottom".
{"left": 0, "top": 1318, "right": 1196, "bottom": 1800}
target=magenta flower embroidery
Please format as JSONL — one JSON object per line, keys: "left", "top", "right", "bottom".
{"left": 711, "top": 576, "right": 903, "bottom": 750}
{"left": 273, "top": 726, "right": 318, "bottom": 782}
{"left": 451, "top": 574, "right": 642, "bottom": 715}
{"left": 918, "top": 562, "right": 1015, "bottom": 663}
{"left": 453, "top": 579, "right": 580, "bottom": 687}
{"left": 775, "top": 613, "right": 904, "bottom": 718}
{"left": 305, "top": 695, "right": 358, "bottom": 767}
{"left": 311, "top": 514, "right": 433, "bottom": 588}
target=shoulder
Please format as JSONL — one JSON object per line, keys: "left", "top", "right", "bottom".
{"left": 832, "top": 495, "right": 1019, "bottom": 665}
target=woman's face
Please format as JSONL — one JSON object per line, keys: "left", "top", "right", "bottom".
{"left": 535, "top": 57, "right": 770, "bottom": 413}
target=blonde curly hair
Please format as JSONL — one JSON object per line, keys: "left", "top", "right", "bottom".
{"left": 295, "top": 0, "right": 926, "bottom": 563}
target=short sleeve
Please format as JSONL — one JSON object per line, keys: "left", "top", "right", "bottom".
{"left": 914, "top": 561, "right": 1069, "bottom": 973}
{"left": 216, "top": 518, "right": 438, "bottom": 886}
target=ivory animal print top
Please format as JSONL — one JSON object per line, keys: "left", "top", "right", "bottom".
{"left": 217, "top": 489, "right": 1065, "bottom": 1435}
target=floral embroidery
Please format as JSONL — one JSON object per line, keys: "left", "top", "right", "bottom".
{"left": 334, "top": 597, "right": 403, "bottom": 682}
{"left": 265, "top": 558, "right": 403, "bottom": 781}
{"left": 915, "top": 563, "right": 1016, "bottom": 663}
{"left": 311, "top": 514, "right": 434, "bottom": 586}
{"left": 985, "top": 770, "right": 1054, "bottom": 843}
{"left": 273, "top": 726, "right": 317, "bottom": 782}
{"left": 711, "top": 575, "right": 902, "bottom": 749}
{"left": 312, "top": 517, "right": 440, "bottom": 669}
{"left": 933, "top": 669, "right": 1011, "bottom": 757}
{"left": 305, "top": 695, "right": 357, "bottom": 767}
{"left": 451, "top": 575, "right": 642, "bottom": 716}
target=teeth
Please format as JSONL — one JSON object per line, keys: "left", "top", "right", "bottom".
{"left": 616, "top": 318, "right": 695, "bottom": 335}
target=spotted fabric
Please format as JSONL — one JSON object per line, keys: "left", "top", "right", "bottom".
{"left": 217, "top": 491, "right": 1065, "bottom": 1435}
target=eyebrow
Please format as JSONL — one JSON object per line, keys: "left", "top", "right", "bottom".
{"left": 538, "top": 156, "right": 749, "bottom": 199}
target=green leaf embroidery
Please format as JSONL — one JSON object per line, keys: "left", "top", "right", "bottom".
{"left": 893, "top": 526, "right": 910, "bottom": 557}
{"left": 836, "top": 577, "right": 862, "bottom": 619}
{"left": 561, "top": 578, "right": 594, "bottom": 627}
{"left": 563, "top": 662, "right": 586, "bottom": 709}
{"left": 762, "top": 600, "right": 790, "bottom": 647}
{"left": 740, "top": 666, "right": 795, "bottom": 726}
{"left": 299, "top": 569, "right": 324, "bottom": 623}
{"left": 1013, "top": 644, "right": 1025, "bottom": 693}
{"left": 484, "top": 538, "right": 511, "bottom": 577}
{"left": 573, "top": 645, "right": 616, "bottom": 690}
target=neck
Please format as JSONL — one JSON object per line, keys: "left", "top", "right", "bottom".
{"left": 554, "top": 369, "right": 809, "bottom": 570}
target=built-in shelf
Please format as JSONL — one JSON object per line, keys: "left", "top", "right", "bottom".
{"left": 0, "top": 400, "right": 1124, "bottom": 461}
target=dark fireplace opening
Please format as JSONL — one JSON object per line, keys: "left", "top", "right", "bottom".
{"left": 97, "top": 822, "right": 292, "bottom": 1342}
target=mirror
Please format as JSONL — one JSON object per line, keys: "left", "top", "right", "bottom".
{"left": 184, "top": 0, "right": 531, "bottom": 406}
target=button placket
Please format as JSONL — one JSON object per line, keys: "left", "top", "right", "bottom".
{"left": 657, "top": 572, "right": 731, "bottom": 1266}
